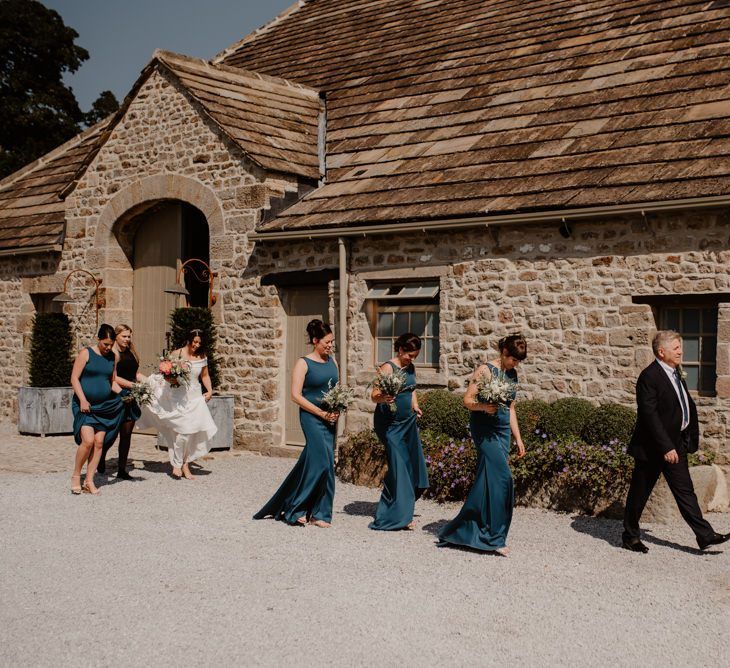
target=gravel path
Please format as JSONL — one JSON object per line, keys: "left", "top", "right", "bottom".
{"left": 1, "top": 452, "right": 728, "bottom": 667}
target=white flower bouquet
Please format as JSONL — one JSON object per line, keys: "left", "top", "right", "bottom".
{"left": 320, "top": 380, "right": 356, "bottom": 413}
{"left": 369, "top": 366, "right": 414, "bottom": 413}
{"left": 475, "top": 370, "right": 516, "bottom": 407}
{"left": 123, "top": 380, "right": 153, "bottom": 407}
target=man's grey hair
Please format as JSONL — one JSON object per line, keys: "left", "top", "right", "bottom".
{"left": 652, "top": 330, "right": 681, "bottom": 357}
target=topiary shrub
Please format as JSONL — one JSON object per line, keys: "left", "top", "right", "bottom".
{"left": 29, "top": 313, "right": 74, "bottom": 387}
{"left": 540, "top": 397, "right": 595, "bottom": 439}
{"left": 581, "top": 403, "right": 637, "bottom": 448}
{"left": 417, "top": 389, "right": 470, "bottom": 439}
{"left": 515, "top": 399, "right": 550, "bottom": 444}
{"left": 169, "top": 307, "right": 220, "bottom": 388}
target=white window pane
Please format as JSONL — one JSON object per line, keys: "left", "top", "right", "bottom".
{"left": 400, "top": 285, "right": 421, "bottom": 297}
{"left": 425, "top": 338, "right": 440, "bottom": 365}
{"left": 366, "top": 286, "right": 390, "bottom": 298}
{"left": 426, "top": 311, "right": 439, "bottom": 336}
{"left": 395, "top": 312, "right": 409, "bottom": 335}
{"left": 683, "top": 337, "right": 699, "bottom": 362}
{"left": 411, "top": 312, "right": 426, "bottom": 335}
{"left": 684, "top": 365, "right": 699, "bottom": 391}
{"left": 377, "top": 338, "right": 392, "bottom": 363}
{"left": 377, "top": 312, "right": 393, "bottom": 337}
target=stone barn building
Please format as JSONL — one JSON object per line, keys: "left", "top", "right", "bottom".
{"left": 1, "top": 0, "right": 729, "bottom": 470}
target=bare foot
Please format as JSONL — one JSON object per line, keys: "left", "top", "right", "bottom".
{"left": 406, "top": 521, "right": 416, "bottom": 530}
{"left": 181, "top": 464, "right": 195, "bottom": 480}
{"left": 171, "top": 468, "right": 182, "bottom": 479}
{"left": 71, "top": 475, "right": 82, "bottom": 495}
{"left": 309, "top": 519, "right": 331, "bottom": 528}
{"left": 495, "top": 547, "right": 510, "bottom": 557}
{"left": 296, "top": 517, "right": 307, "bottom": 526}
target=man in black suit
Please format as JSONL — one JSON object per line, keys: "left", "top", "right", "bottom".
{"left": 622, "top": 330, "right": 729, "bottom": 553}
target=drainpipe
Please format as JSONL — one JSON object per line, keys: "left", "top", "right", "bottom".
{"left": 337, "top": 236, "right": 348, "bottom": 438}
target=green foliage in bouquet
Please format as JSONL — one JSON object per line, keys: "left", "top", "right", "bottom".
{"left": 417, "top": 389, "right": 470, "bottom": 439}
{"left": 539, "top": 397, "right": 595, "bottom": 439}
{"left": 29, "top": 313, "right": 74, "bottom": 387}
{"left": 168, "top": 307, "right": 220, "bottom": 388}
{"left": 581, "top": 403, "right": 637, "bottom": 448}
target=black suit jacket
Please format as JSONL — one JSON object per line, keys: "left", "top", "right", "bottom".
{"left": 627, "top": 360, "right": 699, "bottom": 461}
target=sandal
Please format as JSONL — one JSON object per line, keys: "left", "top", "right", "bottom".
{"left": 82, "top": 480, "right": 101, "bottom": 495}
{"left": 70, "top": 475, "right": 82, "bottom": 495}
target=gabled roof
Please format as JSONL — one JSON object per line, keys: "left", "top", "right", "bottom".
{"left": 152, "top": 51, "right": 322, "bottom": 180}
{"left": 0, "top": 120, "right": 109, "bottom": 254}
{"left": 218, "top": 0, "right": 730, "bottom": 233}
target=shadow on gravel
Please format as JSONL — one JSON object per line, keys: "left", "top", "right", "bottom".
{"left": 570, "top": 515, "right": 621, "bottom": 547}
{"left": 422, "top": 520, "right": 448, "bottom": 535}
{"left": 343, "top": 501, "right": 378, "bottom": 517}
{"left": 642, "top": 532, "right": 720, "bottom": 556}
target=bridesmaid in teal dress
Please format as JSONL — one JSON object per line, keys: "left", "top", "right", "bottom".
{"left": 254, "top": 319, "right": 339, "bottom": 527}
{"left": 370, "top": 333, "right": 429, "bottom": 530}
{"left": 69, "top": 324, "right": 124, "bottom": 495}
{"left": 438, "top": 335, "right": 527, "bottom": 555}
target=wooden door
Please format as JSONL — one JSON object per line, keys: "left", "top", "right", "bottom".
{"left": 283, "top": 287, "right": 329, "bottom": 446}
{"left": 133, "top": 203, "right": 182, "bottom": 372}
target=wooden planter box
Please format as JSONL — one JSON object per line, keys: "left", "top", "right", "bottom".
{"left": 17, "top": 386, "right": 74, "bottom": 436}
{"left": 157, "top": 394, "right": 234, "bottom": 451}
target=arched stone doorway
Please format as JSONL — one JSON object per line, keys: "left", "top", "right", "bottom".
{"left": 132, "top": 201, "right": 210, "bottom": 368}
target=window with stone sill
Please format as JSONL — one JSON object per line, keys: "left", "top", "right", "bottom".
{"left": 659, "top": 304, "right": 717, "bottom": 394}
{"left": 366, "top": 282, "right": 440, "bottom": 368}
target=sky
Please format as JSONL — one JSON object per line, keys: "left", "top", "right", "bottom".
{"left": 43, "top": 1, "right": 294, "bottom": 111}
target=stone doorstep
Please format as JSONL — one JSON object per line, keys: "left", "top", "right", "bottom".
{"left": 643, "top": 464, "right": 730, "bottom": 524}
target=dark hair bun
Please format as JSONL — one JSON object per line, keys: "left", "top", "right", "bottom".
{"left": 394, "top": 332, "right": 422, "bottom": 353}
{"left": 306, "top": 319, "right": 332, "bottom": 344}
{"left": 498, "top": 333, "right": 527, "bottom": 361}
{"left": 97, "top": 323, "right": 116, "bottom": 341}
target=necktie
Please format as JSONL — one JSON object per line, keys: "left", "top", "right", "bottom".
{"left": 673, "top": 369, "right": 689, "bottom": 425}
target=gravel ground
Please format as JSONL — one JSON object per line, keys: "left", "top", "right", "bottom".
{"left": 1, "top": 452, "right": 728, "bottom": 667}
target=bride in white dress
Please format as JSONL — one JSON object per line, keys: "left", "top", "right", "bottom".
{"left": 137, "top": 330, "right": 217, "bottom": 479}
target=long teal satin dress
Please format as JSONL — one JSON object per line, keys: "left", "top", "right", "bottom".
{"left": 71, "top": 347, "right": 124, "bottom": 448}
{"left": 370, "top": 361, "right": 429, "bottom": 530}
{"left": 438, "top": 364, "right": 517, "bottom": 551}
{"left": 254, "top": 356, "right": 338, "bottom": 525}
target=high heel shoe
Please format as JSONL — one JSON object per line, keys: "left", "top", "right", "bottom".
{"left": 82, "top": 480, "right": 101, "bottom": 495}
{"left": 71, "top": 475, "right": 82, "bottom": 495}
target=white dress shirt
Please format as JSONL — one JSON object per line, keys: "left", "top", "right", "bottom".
{"left": 656, "top": 358, "right": 690, "bottom": 431}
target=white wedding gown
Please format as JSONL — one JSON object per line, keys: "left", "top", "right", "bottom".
{"left": 137, "top": 358, "right": 218, "bottom": 468}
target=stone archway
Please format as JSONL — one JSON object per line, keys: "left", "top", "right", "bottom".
{"left": 90, "top": 174, "right": 225, "bottom": 348}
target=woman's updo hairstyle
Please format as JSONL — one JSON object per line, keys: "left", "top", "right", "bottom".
{"left": 97, "top": 323, "right": 116, "bottom": 341}
{"left": 306, "top": 319, "right": 332, "bottom": 344}
{"left": 185, "top": 329, "right": 206, "bottom": 356}
{"left": 394, "top": 332, "right": 422, "bottom": 353}
{"left": 498, "top": 333, "right": 527, "bottom": 361}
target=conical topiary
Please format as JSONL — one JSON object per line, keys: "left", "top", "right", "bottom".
{"left": 29, "top": 313, "right": 74, "bottom": 387}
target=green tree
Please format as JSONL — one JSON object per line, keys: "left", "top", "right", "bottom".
{"left": 84, "top": 90, "right": 119, "bottom": 127}
{"left": 0, "top": 0, "right": 118, "bottom": 178}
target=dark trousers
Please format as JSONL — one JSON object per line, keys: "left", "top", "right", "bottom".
{"left": 623, "top": 445, "right": 714, "bottom": 543}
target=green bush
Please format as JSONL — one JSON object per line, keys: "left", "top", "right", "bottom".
{"left": 421, "top": 430, "right": 477, "bottom": 502}
{"left": 582, "top": 403, "right": 636, "bottom": 447}
{"left": 540, "top": 397, "right": 595, "bottom": 439}
{"left": 417, "top": 389, "right": 470, "bottom": 439}
{"left": 336, "top": 429, "right": 386, "bottom": 487}
{"left": 29, "top": 313, "right": 74, "bottom": 387}
{"left": 515, "top": 399, "right": 550, "bottom": 443}
{"left": 168, "top": 307, "right": 220, "bottom": 388}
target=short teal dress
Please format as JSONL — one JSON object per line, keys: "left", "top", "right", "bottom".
{"left": 71, "top": 347, "right": 124, "bottom": 448}
{"left": 254, "top": 356, "right": 338, "bottom": 525}
{"left": 438, "top": 364, "right": 517, "bottom": 551}
{"left": 370, "top": 361, "right": 429, "bottom": 530}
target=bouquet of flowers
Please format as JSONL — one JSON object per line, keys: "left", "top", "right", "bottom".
{"left": 369, "top": 365, "right": 414, "bottom": 413}
{"left": 320, "top": 380, "right": 356, "bottom": 414}
{"left": 158, "top": 352, "right": 190, "bottom": 388}
{"left": 122, "top": 381, "right": 153, "bottom": 407}
{"left": 475, "top": 369, "right": 516, "bottom": 407}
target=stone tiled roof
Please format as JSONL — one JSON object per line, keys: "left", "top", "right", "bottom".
{"left": 0, "top": 121, "right": 108, "bottom": 253}
{"left": 217, "top": 0, "right": 730, "bottom": 233}
{"left": 154, "top": 51, "right": 322, "bottom": 180}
